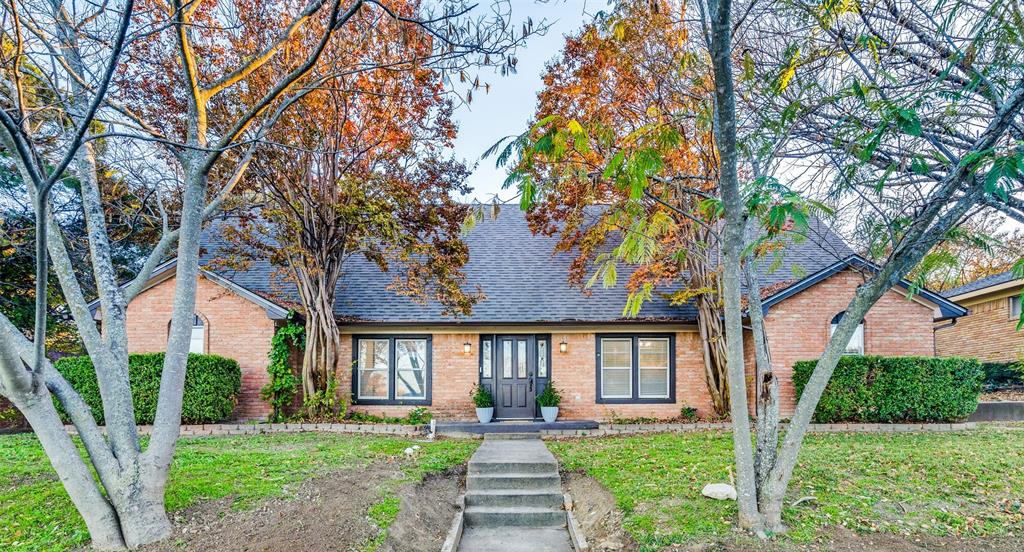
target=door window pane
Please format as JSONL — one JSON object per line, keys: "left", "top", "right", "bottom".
{"left": 395, "top": 339, "right": 427, "bottom": 399}
{"left": 537, "top": 340, "right": 547, "bottom": 378}
{"left": 358, "top": 339, "right": 389, "bottom": 399}
{"left": 502, "top": 340, "right": 512, "bottom": 378}
{"left": 517, "top": 340, "right": 527, "bottom": 378}
{"left": 481, "top": 339, "right": 492, "bottom": 378}
{"left": 600, "top": 339, "right": 632, "bottom": 398}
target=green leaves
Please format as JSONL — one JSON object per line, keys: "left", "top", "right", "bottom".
{"left": 895, "top": 107, "right": 922, "bottom": 137}
{"left": 984, "top": 153, "right": 1021, "bottom": 201}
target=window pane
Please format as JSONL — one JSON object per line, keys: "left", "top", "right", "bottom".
{"left": 602, "top": 368, "right": 631, "bottom": 398}
{"left": 359, "top": 370, "right": 389, "bottom": 399}
{"left": 395, "top": 339, "right": 426, "bottom": 399}
{"left": 638, "top": 338, "right": 669, "bottom": 368}
{"left": 601, "top": 339, "right": 632, "bottom": 368}
{"left": 832, "top": 323, "right": 865, "bottom": 355}
{"left": 502, "top": 340, "right": 512, "bottom": 378}
{"left": 396, "top": 339, "right": 426, "bottom": 371}
{"left": 846, "top": 325, "right": 864, "bottom": 355}
{"left": 639, "top": 368, "right": 669, "bottom": 398}
{"left": 482, "top": 339, "right": 492, "bottom": 378}
{"left": 188, "top": 326, "right": 204, "bottom": 354}
{"left": 1011, "top": 296, "right": 1022, "bottom": 317}
{"left": 537, "top": 341, "right": 547, "bottom": 378}
{"left": 517, "top": 340, "right": 527, "bottom": 378}
{"left": 359, "top": 339, "right": 389, "bottom": 370}
{"left": 358, "top": 339, "right": 390, "bottom": 399}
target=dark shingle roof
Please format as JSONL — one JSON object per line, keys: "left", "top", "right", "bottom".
{"left": 944, "top": 270, "right": 1018, "bottom": 298}
{"left": 195, "top": 208, "right": 863, "bottom": 325}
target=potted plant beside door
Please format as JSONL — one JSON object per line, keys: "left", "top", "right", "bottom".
{"left": 536, "top": 381, "right": 562, "bottom": 423}
{"left": 471, "top": 384, "right": 494, "bottom": 424}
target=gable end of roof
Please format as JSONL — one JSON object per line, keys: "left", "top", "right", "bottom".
{"left": 759, "top": 255, "right": 967, "bottom": 320}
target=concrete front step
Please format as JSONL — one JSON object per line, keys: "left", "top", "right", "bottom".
{"left": 465, "top": 489, "right": 564, "bottom": 509}
{"left": 482, "top": 432, "right": 541, "bottom": 440}
{"left": 467, "top": 473, "right": 562, "bottom": 491}
{"left": 464, "top": 506, "right": 567, "bottom": 528}
{"left": 458, "top": 526, "right": 573, "bottom": 552}
{"left": 469, "top": 460, "right": 558, "bottom": 475}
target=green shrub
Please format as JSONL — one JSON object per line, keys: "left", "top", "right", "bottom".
{"left": 792, "top": 356, "right": 983, "bottom": 423}
{"left": 979, "top": 361, "right": 1023, "bottom": 391}
{"left": 470, "top": 383, "right": 494, "bottom": 408}
{"left": 54, "top": 353, "right": 241, "bottom": 425}
{"left": 536, "top": 381, "right": 562, "bottom": 408}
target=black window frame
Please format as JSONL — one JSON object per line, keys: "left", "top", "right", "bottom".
{"left": 595, "top": 333, "right": 675, "bottom": 404}
{"left": 351, "top": 335, "right": 432, "bottom": 406}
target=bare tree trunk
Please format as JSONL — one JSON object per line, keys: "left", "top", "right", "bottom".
{"left": 693, "top": 256, "right": 729, "bottom": 416}
{"left": 706, "top": 0, "right": 765, "bottom": 532}
{"left": 299, "top": 269, "right": 342, "bottom": 399}
{"left": 744, "top": 257, "right": 779, "bottom": 519}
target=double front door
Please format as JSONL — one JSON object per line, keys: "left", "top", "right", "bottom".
{"left": 493, "top": 335, "right": 537, "bottom": 419}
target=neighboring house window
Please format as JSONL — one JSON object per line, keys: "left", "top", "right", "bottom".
{"left": 1010, "top": 296, "right": 1022, "bottom": 319}
{"left": 830, "top": 311, "right": 864, "bottom": 355}
{"left": 184, "top": 314, "right": 205, "bottom": 354}
{"left": 596, "top": 334, "right": 675, "bottom": 403}
{"left": 353, "top": 336, "right": 431, "bottom": 404}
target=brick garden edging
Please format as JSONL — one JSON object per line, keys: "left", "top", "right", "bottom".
{"left": 64, "top": 422, "right": 427, "bottom": 438}
{"left": 538, "top": 421, "right": 985, "bottom": 438}
{"left": 61, "top": 421, "right": 1000, "bottom": 440}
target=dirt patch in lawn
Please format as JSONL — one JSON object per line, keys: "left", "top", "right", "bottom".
{"left": 378, "top": 465, "right": 464, "bottom": 552}
{"left": 139, "top": 461, "right": 465, "bottom": 552}
{"left": 563, "top": 470, "right": 639, "bottom": 552}
{"left": 141, "top": 463, "right": 396, "bottom": 552}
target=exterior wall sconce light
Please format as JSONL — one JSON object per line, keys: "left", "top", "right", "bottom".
{"left": 463, "top": 342, "right": 472, "bottom": 355}
{"left": 559, "top": 340, "right": 568, "bottom": 354}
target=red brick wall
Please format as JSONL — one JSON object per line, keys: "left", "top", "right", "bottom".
{"left": 935, "top": 291, "right": 1024, "bottom": 362}
{"left": 760, "top": 269, "right": 937, "bottom": 414}
{"left": 125, "top": 274, "right": 275, "bottom": 420}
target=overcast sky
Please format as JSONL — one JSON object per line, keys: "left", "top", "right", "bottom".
{"left": 449, "top": 1, "right": 594, "bottom": 202}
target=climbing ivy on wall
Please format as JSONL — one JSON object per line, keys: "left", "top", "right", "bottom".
{"left": 261, "top": 318, "right": 305, "bottom": 422}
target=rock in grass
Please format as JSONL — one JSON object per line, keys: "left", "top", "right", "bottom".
{"left": 701, "top": 483, "right": 737, "bottom": 501}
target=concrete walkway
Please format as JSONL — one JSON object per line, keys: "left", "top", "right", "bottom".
{"left": 458, "top": 433, "right": 573, "bottom": 552}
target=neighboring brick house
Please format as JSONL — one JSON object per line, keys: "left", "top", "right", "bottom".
{"left": 106, "top": 210, "right": 965, "bottom": 421}
{"left": 935, "top": 271, "right": 1024, "bottom": 363}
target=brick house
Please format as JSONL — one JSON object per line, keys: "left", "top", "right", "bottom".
{"left": 936, "top": 271, "right": 1024, "bottom": 363}
{"left": 106, "top": 210, "right": 965, "bottom": 421}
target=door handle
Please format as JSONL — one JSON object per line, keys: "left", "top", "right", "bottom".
{"left": 528, "top": 375, "right": 534, "bottom": 392}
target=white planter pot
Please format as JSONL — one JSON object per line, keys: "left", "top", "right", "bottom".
{"left": 540, "top": 406, "right": 559, "bottom": 423}
{"left": 475, "top": 407, "right": 494, "bottom": 424}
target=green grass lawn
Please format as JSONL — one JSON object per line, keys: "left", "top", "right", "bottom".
{"left": 0, "top": 432, "right": 477, "bottom": 552}
{"left": 550, "top": 428, "right": 1024, "bottom": 550}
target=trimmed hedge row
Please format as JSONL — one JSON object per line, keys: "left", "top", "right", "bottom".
{"left": 793, "top": 356, "right": 983, "bottom": 423}
{"left": 54, "top": 353, "right": 241, "bottom": 425}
